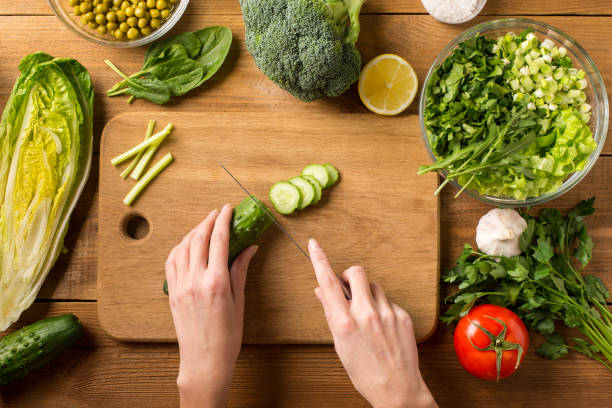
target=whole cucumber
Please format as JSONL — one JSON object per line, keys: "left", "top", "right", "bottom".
{"left": 163, "top": 197, "right": 273, "bottom": 295}
{"left": 0, "top": 314, "right": 83, "bottom": 385}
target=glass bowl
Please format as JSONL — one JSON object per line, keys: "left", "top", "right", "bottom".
{"left": 48, "top": 0, "right": 189, "bottom": 48}
{"left": 419, "top": 18, "right": 608, "bottom": 207}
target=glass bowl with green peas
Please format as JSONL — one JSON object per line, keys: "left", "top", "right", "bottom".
{"left": 48, "top": 0, "right": 188, "bottom": 47}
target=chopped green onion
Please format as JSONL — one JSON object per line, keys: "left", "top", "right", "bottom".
{"left": 123, "top": 153, "right": 174, "bottom": 206}
{"left": 110, "top": 123, "right": 173, "bottom": 166}
{"left": 120, "top": 120, "right": 156, "bottom": 179}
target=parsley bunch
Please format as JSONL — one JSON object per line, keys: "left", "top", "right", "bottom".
{"left": 442, "top": 198, "right": 612, "bottom": 370}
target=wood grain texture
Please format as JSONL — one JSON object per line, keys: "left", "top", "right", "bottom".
{"left": 3, "top": 0, "right": 612, "bottom": 16}
{"left": 0, "top": 14, "right": 610, "bottom": 153}
{"left": 2, "top": 302, "right": 612, "bottom": 408}
{"left": 97, "top": 112, "right": 439, "bottom": 343}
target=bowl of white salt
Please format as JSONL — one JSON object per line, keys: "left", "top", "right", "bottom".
{"left": 421, "top": 0, "right": 487, "bottom": 24}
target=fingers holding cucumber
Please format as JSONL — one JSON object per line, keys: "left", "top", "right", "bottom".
{"left": 269, "top": 164, "right": 339, "bottom": 215}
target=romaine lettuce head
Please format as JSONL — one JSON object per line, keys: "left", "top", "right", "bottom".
{"left": 0, "top": 53, "right": 93, "bottom": 330}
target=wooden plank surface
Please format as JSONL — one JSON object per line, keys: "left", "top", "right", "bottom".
{"left": 4, "top": 0, "right": 612, "bottom": 16}
{"left": 1, "top": 14, "right": 611, "bottom": 154}
{"left": 2, "top": 303, "right": 611, "bottom": 407}
{"left": 98, "top": 112, "right": 439, "bottom": 343}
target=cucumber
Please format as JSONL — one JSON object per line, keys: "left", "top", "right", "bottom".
{"left": 269, "top": 182, "right": 301, "bottom": 214}
{"left": 323, "top": 164, "right": 339, "bottom": 186}
{"left": 288, "top": 176, "right": 315, "bottom": 209}
{"left": 302, "top": 175, "right": 322, "bottom": 204}
{"left": 163, "top": 196, "right": 273, "bottom": 295}
{"left": 302, "top": 164, "right": 330, "bottom": 188}
{"left": 0, "top": 314, "right": 83, "bottom": 386}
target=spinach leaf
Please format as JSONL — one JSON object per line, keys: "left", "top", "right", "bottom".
{"left": 148, "top": 57, "right": 205, "bottom": 96}
{"left": 193, "top": 26, "right": 233, "bottom": 83}
{"left": 105, "top": 26, "right": 233, "bottom": 105}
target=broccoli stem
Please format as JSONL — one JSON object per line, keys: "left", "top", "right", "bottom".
{"left": 325, "top": 0, "right": 365, "bottom": 44}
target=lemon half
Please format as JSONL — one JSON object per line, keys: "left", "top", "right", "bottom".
{"left": 358, "top": 54, "right": 418, "bottom": 116}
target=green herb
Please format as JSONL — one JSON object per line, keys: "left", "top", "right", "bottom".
{"left": 123, "top": 152, "right": 174, "bottom": 206}
{"left": 442, "top": 198, "right": 612, "bottom": 370}
{"left": 106, "top": 26, "right": 232, "bottom": 104}
{"left": 419, "top": 31, "right": 596, "bottom": 200}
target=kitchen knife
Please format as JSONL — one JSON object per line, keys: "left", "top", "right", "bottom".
{"left": 218, "top": 162, "right": 352, "bottom": 300}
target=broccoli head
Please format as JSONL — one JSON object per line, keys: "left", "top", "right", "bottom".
{"left": 240, "top": 0, "right": 365, "bottom": 102}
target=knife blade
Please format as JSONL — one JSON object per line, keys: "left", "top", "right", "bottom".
{"left": 218, "top": 162, "right": 352, "bottom": 300}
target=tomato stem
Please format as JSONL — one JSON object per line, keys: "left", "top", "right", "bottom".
{"left": 467, "top": 315, "right": 524, "bottom": 382}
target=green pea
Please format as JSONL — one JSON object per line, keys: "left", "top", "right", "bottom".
{"left": 119, "top": 22, "right": 129, "bottom": 32}
{"left": 149, "top": 18, "right": 161, "bottom": 28}
{"left": 149, "top": 8, "right": 160, "bottom": 18}
{"left": 113, "top": 0, "right": 122, "bottom": 7}
{"left": 160, "top": 9, "right": 170, "bottom": 18}
{"left": 80, "top": 2, "right": 92, "bottom": 13}
{"left": 93, "top": 0, "right": 102, "bottom": 5}
{"left": 127, "top": 27, "right": 140, "bottom": 39}
{"left": 95, "top": 3, "right": 108, "bottom": 13}
{"left": 156, "top": 0, "right": 167, "bottom": 9}
{"left": 134, "top": 6, "right": 145, "bottom": 17}
{"left": 81, "top": 15, "right": 88, "bottom": 24}
{"left": 107, "top": 21, "right": 118, "bottom": 30}
{"left": 74, "top": 5, "right": 83, "bottom": 16}
{"left": 120, "top": 1, "right": 130, "bottom": 9}
{"left": 146, "top": 0, "right": 156, "bottom": 7}
{"left": 137, "top": 1, "right": 146, "bottom": 7}
{"left": 84, "top": 11, "right": 95, "bottom": 21}
{"left": 137, "top": 17, "right": 147, "bottom": 28}
{"left": 116, "top": 9, "right": 127, "bottom": 21}
{"left": 88, "top": 21, "right": 98, "bottom": 29}
{"left": 97, "top": 25, "right": 107, "bottom": 34}
{"left": 126, "top": 16, "right": 137, "bottom": 27}
{"left": 115, "top": 29, "right": 125, "bottom": 40}
{"left": 169, "top": 0, "right": 177, "bottom": 4}
{"left": 140, "top": 26, "right": 152, "bottom": 36}
{"left": 95, "top": 13, "right": 106, "bottom": 24}
{"left": 69, "top": 0, "right": 79, "bottom": 6}
{"left": 125, "top": 6, "right": 134, "bottom": 16}
{"left": 106, "top": 11, "right": 116, "bottom": 21}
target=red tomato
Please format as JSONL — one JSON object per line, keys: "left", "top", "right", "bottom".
{"left": 454, "top": 304, "right": 529, "bottom": 381}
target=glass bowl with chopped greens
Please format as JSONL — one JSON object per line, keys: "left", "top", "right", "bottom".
{"left": 48, "top": 0, "right": 189, "bottom": 48}
{"left": 418, "top": 18, "right": 608, "bottom": 207}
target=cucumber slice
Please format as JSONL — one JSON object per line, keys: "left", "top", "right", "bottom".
{"left": 302, "top": 164, "right": 330, "bottom": 188}
{"left": 302, "top": 175, "right": 322, "bottom": 204}
{"left": 323, "top": 164, "right": 339, "bottom": 186}
{"left": 289, "top": 176, "right": 315, "bottom": 209}
{"left": 269, "top": 182, "right": 301, "bottom": 214}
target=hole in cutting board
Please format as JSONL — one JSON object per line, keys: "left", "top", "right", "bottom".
{"left": 122, "top": 214, "right": 150, "bottom": 240}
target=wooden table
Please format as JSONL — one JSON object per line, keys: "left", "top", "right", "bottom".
{"left": 1, "top": 1, "right": 611, "bottom": 406}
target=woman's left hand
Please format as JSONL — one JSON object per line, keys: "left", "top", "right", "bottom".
{"left": 165, "top": 204, "right": 258, "bottom": 408}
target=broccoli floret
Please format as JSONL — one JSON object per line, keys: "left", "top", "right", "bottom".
{"left": 240, "top": 0, "right": 365, "bottom": 102}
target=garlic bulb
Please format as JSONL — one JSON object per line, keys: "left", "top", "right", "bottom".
{"left": 476, "top": 208, "right": 527, "bottom": 257}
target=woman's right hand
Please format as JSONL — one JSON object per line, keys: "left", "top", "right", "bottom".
{"left": 308, "top": 238, "right": 438, "bottom": 408}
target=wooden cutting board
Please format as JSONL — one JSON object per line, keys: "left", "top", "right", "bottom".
{"left": 98, "top": 111, "right": 439, "bottom": 343}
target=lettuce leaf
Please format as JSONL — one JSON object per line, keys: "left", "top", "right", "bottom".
{"left": 0, "top": 53, "right": 93, "bottom": 330}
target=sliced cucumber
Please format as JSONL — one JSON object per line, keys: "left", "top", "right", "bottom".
{"left": 323, "top": 164, "right": 339, "bottom": 186}
{"left": 269, "top": 182, "right": 301, "bottom": 214}
{"left": 289, "top": 176, "right": 315, "bottom": 209}
{"left": 302, "top": 164, "right": 330, "bottom": 188}
{"left": 302, "top": 175, "right": 322, "bottom": 204}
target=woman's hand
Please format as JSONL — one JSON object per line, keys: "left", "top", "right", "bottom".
{"left": 165, "top": 205, "right": 258, "bottom": 408}
{"left": 308, "top": 239, "right": 437, "bottom": 408}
